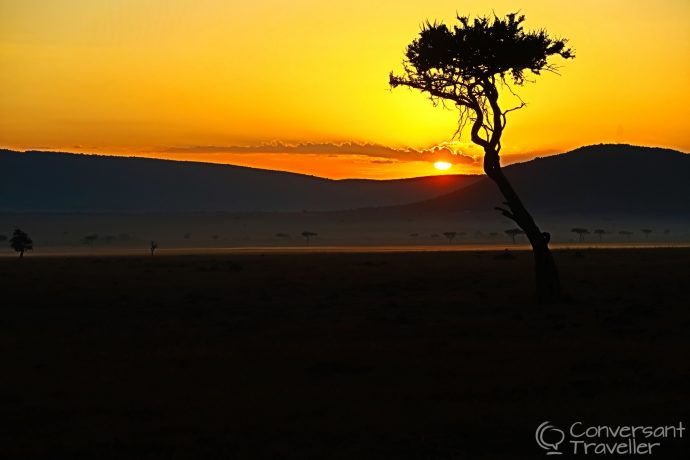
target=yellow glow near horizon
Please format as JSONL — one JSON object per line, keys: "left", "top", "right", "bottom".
{"left": 1, "top": 1, "right": 689, "bottom": 178}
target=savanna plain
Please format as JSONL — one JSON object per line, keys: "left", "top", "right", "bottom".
{"left": 2, "top": 248, "right": 688, "bottom": 459}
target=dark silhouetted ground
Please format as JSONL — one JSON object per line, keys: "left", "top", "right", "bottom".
{"left": 2, "top": 249, "right": 688, "bottom": 458}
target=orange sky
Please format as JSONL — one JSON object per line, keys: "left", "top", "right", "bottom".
{"left": 1, "top": 0, "right": 689, "bottom": 179}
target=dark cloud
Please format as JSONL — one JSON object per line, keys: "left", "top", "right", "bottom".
{"left": 158, "top": 141, "right": 481, "bottom": 165}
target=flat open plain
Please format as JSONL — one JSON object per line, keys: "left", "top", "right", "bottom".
{"left": 2, "top": 248, "right": 688, "bottom": 458}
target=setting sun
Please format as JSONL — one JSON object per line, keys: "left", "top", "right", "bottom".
{"left": 434, "top": 161, "right": 452, "bottom": 171}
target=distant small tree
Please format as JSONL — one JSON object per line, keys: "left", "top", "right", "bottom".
{"left": 443, "top": 231, "right": 457, "bottom": 244}
{"left": 571, "top": 228, "right": 589, "bottom": 243}
{"left": 212, "top": 234, "right": 219, "bottom": 241}
{"left": 103, "top": 235, "right": 116, "bottom": 244}
{"left": 82, "top": 234, "right": 98, "bottom": 246}
{"left": 409, "top": 232, "right": 419, "bottom": 238}
{"left": 618, "top": 230, "right": 633, "bottom": 239}
{"left": 593, "top": 229, "right": 606, "bottom": 242}
{"left": 150, "top": 241, "right": 158, "bottom": 256}
{"left": 505, "top": 228, "right": 524, "bottom": 244}
{"left": 301, "top": 231, "right": 317, "bottom": 246}
{"left": 275, "top": 233, "right": 290, "bottom": 238}
{"left": 641, "top": 229, "right": 652, "bottom": 240}
{"left": 10, "top": 228, "right": 33, "bottom": 258}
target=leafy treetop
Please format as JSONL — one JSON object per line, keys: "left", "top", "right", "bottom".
{"left": 390, "top": 13, "right": 573, "bottom": 152}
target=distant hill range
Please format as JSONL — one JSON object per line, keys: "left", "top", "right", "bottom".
{"left": 0, "top": 150, "right": 477, "bottom": 212}
{"left": 1, "top": 144, "right": 688, "bottom": 214}
{"left": 392, "top": 144, "right": 690, "bottom": 215}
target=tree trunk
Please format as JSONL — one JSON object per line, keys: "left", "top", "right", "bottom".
{"left": 19, "top": 250, "right": 24, "bottom": 259}
{"left": 484, "top": 149, "right": 561, "bottom": 302}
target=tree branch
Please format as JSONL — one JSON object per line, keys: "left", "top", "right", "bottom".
{"left": 389, "top": 75, "right": 473, "bottom": 107}
{"left": 495, "top": 206, "right": 517, "bottom": 222}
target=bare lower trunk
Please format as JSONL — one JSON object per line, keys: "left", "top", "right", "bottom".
{"left": 484, "top": 149, "right": 561, "bottom": 302}
{"left": 532, "top": 239, "right": 560, "bottom": 303}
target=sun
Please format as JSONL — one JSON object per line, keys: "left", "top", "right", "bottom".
{"left": 434, "top": 161, "right": 452, "bottom": 171}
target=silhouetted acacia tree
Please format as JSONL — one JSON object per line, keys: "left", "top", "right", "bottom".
{"left": 301, "top": 231, "right": 317, "bottom": 246}
{"left": 10, "top": 228, "right": 33, "bottom": 258}
{"left": 641, "top": 229, "right": 652, "bottom": 240}
{"left": 593, "top": 229, "right": 606, "bottom": 242}
{"left": 150, "top": 241, "right": 158, "bottom": 256}
{"left": 505, "top": 228, "right": 524, "bottom": 244}
{"left": 618, "top": 230, "right": 633, "bottom": 239}
{"left": 571, "top": 228, "right": 589, "bottom": 242}
{"left": 443, "top": 231, "right": 457, "bottom": 244}
{"left": 390, "top": 13, "right": 573, "bottom": 302}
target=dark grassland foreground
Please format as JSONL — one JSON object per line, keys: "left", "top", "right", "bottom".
{"left": 2, "top": 249, "right": 688, "bottom": 459}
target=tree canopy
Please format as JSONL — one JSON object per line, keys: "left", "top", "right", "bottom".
{"left": 390, "top": 13, "right": 573, "bottom": 152}
{"left": 10, "top": 228, "right": 33, "bottom": 257}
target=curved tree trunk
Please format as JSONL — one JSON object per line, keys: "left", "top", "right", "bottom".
{"left": 484, "top": 148, "right": 561, "bottom": 302}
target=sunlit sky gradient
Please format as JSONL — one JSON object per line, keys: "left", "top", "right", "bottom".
{"left": 1, "top": 0, "right": 689, "bottom": 178}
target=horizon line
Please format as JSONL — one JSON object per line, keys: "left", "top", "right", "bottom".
{"left": 1, "top": 141, "right": 687, "bottom": 181}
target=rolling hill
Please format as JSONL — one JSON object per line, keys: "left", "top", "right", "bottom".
{"left": 0, "top": 150, "right": 477, "bottom": 212}
{"left": 2, "top": 145, "right": 688, "bottom": 216}
{"left": 394, "top": 144, "right": 690, "bottom": 215}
